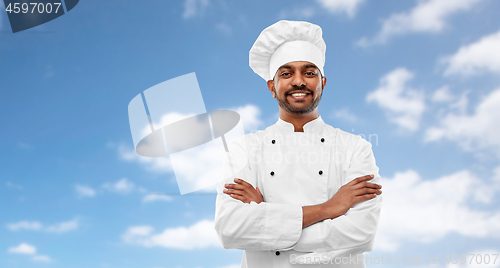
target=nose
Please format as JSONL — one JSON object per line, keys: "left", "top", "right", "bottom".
{"left": 291, "top": 73, "right": 306, "bottom": 87}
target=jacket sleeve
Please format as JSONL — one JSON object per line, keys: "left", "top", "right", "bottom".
{"left": 214, "top": 135, "right": 303, "bottom": 250}
{"left": 292, "top": 137, "right": 383, "bottom": 255}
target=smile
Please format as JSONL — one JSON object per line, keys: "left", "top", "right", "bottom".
{"left": 287, "top": 92, "right": 311, "bottom": 100}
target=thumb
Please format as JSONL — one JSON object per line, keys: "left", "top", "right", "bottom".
{"left": 256, "top": 187, "right": 262, "bottom": 196}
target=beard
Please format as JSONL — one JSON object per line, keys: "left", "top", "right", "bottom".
{"left": 276, "top": 85, "right": 323, "bottom": 115}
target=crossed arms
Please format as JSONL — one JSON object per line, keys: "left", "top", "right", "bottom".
{"left": 214, "top": 136, "right": 383, "bottom": 254}
{"left": 224, "top": 174, "right": 382, "bottom": 229}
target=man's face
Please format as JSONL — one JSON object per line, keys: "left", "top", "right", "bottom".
{"left": 267, "top": 61, "right": 327, "bottom": 115}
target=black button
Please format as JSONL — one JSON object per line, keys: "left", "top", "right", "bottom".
{"left": 270, "top": 171, "right": 275, "bottom": 176}
{"left": 321, "top": 138, "right": 325, "bottom": 143}
{"left": 272, "top": 139, "right": 275, "bottom": 144}
{"left": 319, "top": 170, "right": 323, "bottom": 175}
{"left": 275, "top": 251, "right": 280, "bottom": 256}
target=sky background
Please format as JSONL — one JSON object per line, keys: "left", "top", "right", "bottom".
{"left": 1, "top": 0, "right": 500, "bottom": 267}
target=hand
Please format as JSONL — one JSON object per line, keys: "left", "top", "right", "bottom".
{"left": 322, "top": 174, "right": 382, "bottom": 219}
{"left": 223, "top": 178, "right": 264, "bottom": 204}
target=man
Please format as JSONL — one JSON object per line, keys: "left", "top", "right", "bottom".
{"left": 214, "top": 20, "right": 383, "bottom": 268}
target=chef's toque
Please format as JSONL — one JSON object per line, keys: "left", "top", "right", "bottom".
{"left": 249, "top": 20, "right": 326, "bottom": 81}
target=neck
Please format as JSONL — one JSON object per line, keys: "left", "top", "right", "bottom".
{"left": 279, "top": 109, "right": 319, "bottom": 132}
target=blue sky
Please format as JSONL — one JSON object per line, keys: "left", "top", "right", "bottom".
{"left": 1, "top": 0, "right": 500, "bottom": 267}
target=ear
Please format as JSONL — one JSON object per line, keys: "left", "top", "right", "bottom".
{"left": 267, "top": 80, "right": 276, "bottom": 98}
{"left": 321, "top": 76, "right": 327, "bottom": 90}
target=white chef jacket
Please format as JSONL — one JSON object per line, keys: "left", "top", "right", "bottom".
{"left": 214, "top": 116, "right": 382, "bottom": 268}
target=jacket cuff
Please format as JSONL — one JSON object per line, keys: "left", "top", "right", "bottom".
{"left": 293, "top": 219, "right": 324, "bottom": 252}
{"left": 263, "top": 203, "right": 303, "bottom": 250}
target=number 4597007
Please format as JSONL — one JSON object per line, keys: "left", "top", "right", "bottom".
{"left": 443, "top": 254, "right": 499, "bottom": 265}
{"left": 5, "top": 3, "right": 62, "bottom": 14}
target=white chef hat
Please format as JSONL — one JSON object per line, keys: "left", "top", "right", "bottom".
{"left": 249, "top": 20, "right": 326, "bottom": 81}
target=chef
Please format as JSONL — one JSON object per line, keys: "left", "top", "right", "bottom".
{"left": 214, "top": 20, "right": 383, "bottom": 268}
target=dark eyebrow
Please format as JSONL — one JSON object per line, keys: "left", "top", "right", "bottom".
{"left": 278, "top": 64, "right": 318, "bottom": 71}
{"left": 278, "top": 65, "right": 292, "bottom": 71}
{"left": 303, "top": 64, "right": 318, "bottom": 69}
{"left": 276, "top": 64, "right": 319, "bottom": 77}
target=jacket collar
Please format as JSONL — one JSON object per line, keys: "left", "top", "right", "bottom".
{"left": 276, "top": 115, "right": 325, "bottom": 134}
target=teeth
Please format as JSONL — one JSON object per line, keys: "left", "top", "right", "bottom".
{"left": 291, "top": 93, "right": 307, "bottom": 96}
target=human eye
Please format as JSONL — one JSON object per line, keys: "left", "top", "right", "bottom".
{"left": 280, "top": 72, "right": 291, "bottom": 77}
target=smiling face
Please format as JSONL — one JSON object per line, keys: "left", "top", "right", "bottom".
{"left": 267, "top": 61, "right": 327, "bottom": 116}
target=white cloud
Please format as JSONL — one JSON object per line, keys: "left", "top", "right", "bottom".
{"left": 357, "top": 0, "right": 484, "bottom": 46}
{"left": 226, "top": 104, "right": 262, "bottom": 133}
{"left": 431, "top": 86, "right": 454, "bottom": 102}
{"left": 6, "top": 221, "right": 42, "bottom": 231}
{"left": 376, "top": 169, "right": 500, "bottom": 252}
{"left": 8, "top": 243, "right": 36, "bottom": 255}
{"left": 124, "top": 225, "right": 154, "bottom": 237}
{"left": 451, "top": 91, "right": 470, "bottom": 114}
{"left": 123, "top": 105, "right": 258, "bottom": 194}
{"left": 122, "top": 219, "right": 221, "bottom": 250}
{"left": 7, "top": 243, "right": 53, "bottom": 263}
{"left": 279, "top": 0, "right": 363, "bottom": 19}
{"left": 495, "top": 166, "right": 500, "bottom": 182}
{"left": 183, "top": 0, "right": 209, "bottom": 19}
{"left": 75, "top": 184, "right": 96, "bottom": 198}
{"left": 102, "top": 178, "right": 135, "bottom": 194}
{"left": 217, "top": 265, "right": 241, "bottom": 268}
{"left": 278, "top": 6, "right": 316, "bottom": 20}
{"left": 316, "top": 0, "right": 365, "bottom": 18}
{"left": 32, "top": 255, "right": 53, "bottom": 263}
{"left": 121, "top": 104, "right": 262, "bottom": 174}
{"left": 366, "top": 68, "right": 425, "bottom": 131}
{"left": 6, "top": 219, "right": 79, "bottom": 234}
{"left": 45, "top": 219, "right": 79, "bottom": 234}
{"left": 331, "top": 108, "right": 359, "bottom": 123}
{"left": 120, "top": 130, "right": 222, "bottom": 194}
{"left": 148, "top": 112, "right": 196, "bottom": 137}
{"left": 142, "top": 194, "right": 173, "bottom": 203}
{"left": 442, "top": 30, "right": 500, "bottom": 76}
{"left": 425, "top": 88, "right": 500, "bottom": 156}
{"left": 119, "top": 144, "right": 173, "bottom": 173}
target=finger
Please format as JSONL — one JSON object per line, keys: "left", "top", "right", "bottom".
{"left": 230, "top": 183, "right": 250, "bottom": 191}
{"left": 350, "top": 174, "right": 374, "bottom": 185}
{"left": 234, "top": 178, "right": 253, "bottom": 187}
{"left": 353, "top": 181, "right": 382, "bottom": 190}
{"left": 229, "top": 194, "right": 247, "bottom": 203}
{"left": 354, "top": 193, "right": 377, "bottom": 203}
{"left": 365, "top": 182, "right": 382, "bottom": 189}
{"left": 223, "top": 189, "right": 245, "bottom": 196}
{"left": 354, "top": 188, "right": 382, "bottom": 196}
{"left": 256, "top": 187, "right": 263, "bottom": 197}
{"left": 225, "top": 183, "right": 243, "bottom": 190}
{"left": 226, "top": 183, "right": 251, "bottom": 193}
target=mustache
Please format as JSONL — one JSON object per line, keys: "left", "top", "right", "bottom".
{"left": 284, "top": 85, "right": 313, "bottom": 95}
